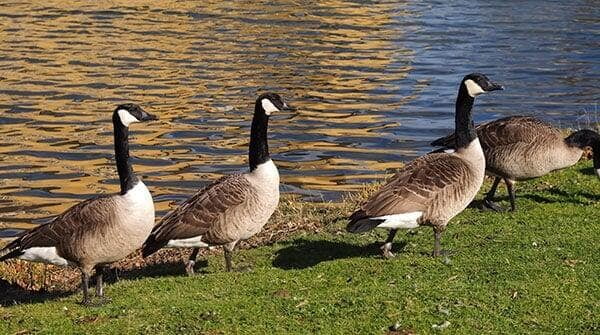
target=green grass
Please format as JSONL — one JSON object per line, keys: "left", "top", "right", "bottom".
{"left": 1, "top": 161, "right": 599, "bottom": 334}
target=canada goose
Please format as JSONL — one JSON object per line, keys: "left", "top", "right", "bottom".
{"left": 347, "top": 73, "right": 503, "bottom": 258}
{"left": 142, "top": 93, "right": 293, "bottom": 274}
{"left": 0, "top": 104, "right": 157, "bottom": 305}
{"left": 431, "top": 116, "right": 600, "bottom": 211}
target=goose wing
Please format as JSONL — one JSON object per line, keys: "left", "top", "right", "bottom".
{"left": 431, "top": 116, "right": 559, "bottom": 148}
{"left": 0, "top": 196, "right": 115, "bottom": 261}
{"left": 476, "top": 116, "right": 560, "bottom": 149}
{"left": 142, "top": 174, "right": 251, "bottom": 256}
{"left": 348, "top": 153, "right": 471, "bottom": 232}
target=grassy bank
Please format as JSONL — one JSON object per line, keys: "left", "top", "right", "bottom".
{"left": 1, "top": 161, "right": 599, "bottom": 334}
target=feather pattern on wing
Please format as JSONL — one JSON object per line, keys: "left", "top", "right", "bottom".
{"left": 432, "top": 116, "right": 582, "bottom": 180}
{"left": 0, "top": 196, "right": 116, "bottom": 262}
{"left": 142, "top": 174, "right": 252, "bottom": 256}
{"left": 348, "top": 151, "right": 481, "bottom": 232}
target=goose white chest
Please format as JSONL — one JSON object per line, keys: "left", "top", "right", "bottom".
{"left": 116, "top": 180, "right": 155, "bottom": 237}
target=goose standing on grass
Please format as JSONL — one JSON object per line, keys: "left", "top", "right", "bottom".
{"left": 142, "top": 93, "right": 293, "bottom": 274}
{"left": 430, "top": 116, "right": 600, "bottom": 211}
{"left": 0, "top": 104, "right": 158, "bottom": 305}
{"left": 347, "top": 73, "right": 503, "bottom": 258}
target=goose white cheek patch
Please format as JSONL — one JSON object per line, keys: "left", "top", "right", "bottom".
{"left": 596, "top": 168, "right": 600, "bottom": 178}
{"left": 118, "top": 109, "right": 139, "bottom": 127}
{"left": 261, "top": 99, "right": 279, "bottom": 115}
{"left": 464, "top": 79, "right": 485, "bottom": 97}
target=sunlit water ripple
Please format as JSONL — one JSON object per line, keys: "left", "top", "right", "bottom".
{"left": 0, "top": 0, "right": 598, "bottom": 236}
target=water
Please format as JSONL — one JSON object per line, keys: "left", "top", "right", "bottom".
{"left": 0, "top": 0, "right": 598, "bottom": 236}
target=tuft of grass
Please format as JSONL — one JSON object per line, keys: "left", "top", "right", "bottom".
{"left": 1, "top": 160, "right": 599, "bottom": 334}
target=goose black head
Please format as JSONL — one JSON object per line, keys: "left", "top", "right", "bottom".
{"left": 565, "top": 129, "right": 600, "bottom": 178}
{"left": 462, "top": 73, "right": 504, "bottom": 97}
{"left": 114, "top": 103, "right": 158, "bottom": 127}
{"left": 256, "top": 92, "right": 295, "bottom": 116}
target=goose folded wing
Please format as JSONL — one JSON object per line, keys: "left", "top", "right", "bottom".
{"left": 431, "top": 117, "right": 555, "bottom": 148}
{"left": 5, "top": 196, "right": 115, "bottom": 252}
{"left": 476, "top": 116, "right": 559, "bottom": 148}
{"left": 151, "top": 174, "right": 251, "bottom": 241}
{"left": 358, "top": 154, "right": 471, "bottom": 218}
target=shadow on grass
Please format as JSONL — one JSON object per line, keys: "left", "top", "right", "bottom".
{"left": 272, "top": 238, "right": 406, "bottom": 270}
{"left": 469, "top": 186, "right": 600, "bottom": 211}
{"left": 518, "top": 190, "right": 600, "bottom": 205}
{"left": 104, "top": 260, "right": 207, "bottom": 283}
{"left": 546, "top": 187, "right": 600, "bottom": 202}
{"left": 578, "top": 166, "right": 597, "bottom": 176}
{"left": 0, "top": 278, "right": 71, "bottom": 306}
{"left": 0, "top": 258, "right": 204, "bottom": 306}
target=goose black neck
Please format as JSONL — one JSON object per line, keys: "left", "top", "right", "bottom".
{"left": 112, "top": 116, "right": 137, "bottom": 194}
{"left": 249, "top": 106, "right": 270, "bottom": 171}
{"left": 454, "top": 84, "right": 477, "bottom": 149}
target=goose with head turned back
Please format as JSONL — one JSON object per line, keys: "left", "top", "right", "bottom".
{"left": 431, "top": 116, "right": 600, "bottom": 211}
{"left": 142, "top": 93, "right": 294, "bottom": 274}
{"left": 0, "top": 104, "right": 158, "bottom": 305}
{"left": 347, "top": 73, "right": 503, "bottom": 258}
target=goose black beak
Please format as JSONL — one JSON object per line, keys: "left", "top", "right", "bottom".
{"left": 486, "top": 82, "right": 504, "bottom": 92}
{"left": 281, "top": 103, "right": 297, "bottom": 112}
{"left": 140, "top": 110, "right": 159, "bottom": 121}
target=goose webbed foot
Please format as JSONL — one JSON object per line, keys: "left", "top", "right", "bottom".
{"left": 433, "top": 249, "right": 453, "bottom": 258}
{"left": 482, "top": 199, "right": 506, "bottom": 212}
{"left": 185, "top": 260, "right": 196, "bottom": 276}
{"left": 80, "top": 297, "right": 93, "bottom": 306}
{"left": 80, "top": 297, "right": 110, "bottom": 307}
{"left": 185, "top": 248, "right": 200, "bottom": 276}
{"left": 380, "top": 229, "right": 398, "bottom": 259}
{"left": 380, "top": 242, "right": 396, "bottom": 259}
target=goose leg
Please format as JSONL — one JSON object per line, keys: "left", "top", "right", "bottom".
{"left": 223, "top": 247, "right": 233, "bottom": 272}
{"left": 483, "top": 177, "right": 505, "bottom": 211}
{"left": 432, "top": 225, "right": 445, "bottom": 257}
{"left": 505, "top": 179, "right": 517, "bottom": 211}
{"left": 223, "top": 242, "right": 238, "bottom": 272}
{"left": 381, "top": 229, "right": 398, "bottom": 259}
{"left": 80, "top": 270, "right": 92, "bottom": 306}
{"left": 185, "top": 248, "right": 199, "bottom": 276}
{"left": 95, "top": 266, "right": 104, "bottom": 297}
{"left": 95, "top": 265, "right": 111, "bottom": 304}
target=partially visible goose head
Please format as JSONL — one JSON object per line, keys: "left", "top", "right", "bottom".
{"left": 565, "top": 129, "right": 600, "bottom": 178}
{"left": 255, "top": 92, "right": 296, "bottom": 116}
{"left": 462, "top": 73, "right": 504, "bottom": 98}
{"left": 113, "top": 103, "right": 158, "bottom": 127}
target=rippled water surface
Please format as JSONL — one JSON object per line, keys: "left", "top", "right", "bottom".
{"left": 0, "top": 0, "right": 598, "bottom": 236}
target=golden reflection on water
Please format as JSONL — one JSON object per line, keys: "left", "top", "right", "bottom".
{"left": 0, "top": 0, "right": 415, "bottom": 234}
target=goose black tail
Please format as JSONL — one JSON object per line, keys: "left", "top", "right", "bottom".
{"left": 346, "top": 210, "right": 383, "bottom": 233}
{"left": 0, "top": 240, "right": 23, "bottom": 262}
{"left": 141, "top": 235, "right": 164, "bottom": 258}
